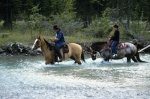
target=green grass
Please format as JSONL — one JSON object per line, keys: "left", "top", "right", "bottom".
{"left": 0, "top": 32, "right": 34, "bottom": 46}
{"left": 0, "top": 31, "right": 103, "bottom": 47}
{"left": 0, "top": 30, "right": 149, "bottom": 47}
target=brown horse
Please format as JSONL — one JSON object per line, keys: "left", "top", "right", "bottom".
{"left": 86, "top": 41, "right": 145, "bottom": 63}
{"left": 32, "top": 36, "right": 85, "bottom": 64}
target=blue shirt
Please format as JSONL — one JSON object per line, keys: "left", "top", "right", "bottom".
{"left": 55, "top": 31, "right": 65, "bottom": 48}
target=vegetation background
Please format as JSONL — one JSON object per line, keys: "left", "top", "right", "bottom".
{"left": 0, "top": 0, "right": 150, "bottom": 46}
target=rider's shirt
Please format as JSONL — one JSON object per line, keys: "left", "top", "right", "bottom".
{"left": 55, "top": 31, "right": 65, "bottom": 48}
{"left": 110, "top": 30, "right": 120, "bottom": 42}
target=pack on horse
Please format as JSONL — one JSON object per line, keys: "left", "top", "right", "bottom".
{"left": 86, "top": 41, "right": 145, "bottom": 63}
{"left": 32, "top": 36, "right": 85, "bottom": 64}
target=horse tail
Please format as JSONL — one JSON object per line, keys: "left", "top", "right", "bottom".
{"left": 81, "top": 50, "right": 85, "bottom": 62}
{"left": 135, "top": 51, "right": 147, "bottom": 63}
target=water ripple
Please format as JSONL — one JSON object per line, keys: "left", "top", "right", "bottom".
{"left": 0, "top": 54, "right": 150, "bottom": 99}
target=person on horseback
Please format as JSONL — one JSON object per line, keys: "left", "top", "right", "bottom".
{"left": 109, "top": 24, "right": 120, "bottom": 57}
{"left": 52, "top": 25, "right": 65, "bottom": 62}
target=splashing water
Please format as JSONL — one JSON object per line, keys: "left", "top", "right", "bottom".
{"left": 0, "top": 54, "right": 150, "bottom": 99}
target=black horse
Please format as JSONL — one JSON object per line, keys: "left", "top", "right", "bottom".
{"left": 86, "top": 41, "right": 145, "bottom": 63}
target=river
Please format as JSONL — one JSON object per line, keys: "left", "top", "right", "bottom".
{"left": 0, "top": 54, "right": 150, "bottom": 99}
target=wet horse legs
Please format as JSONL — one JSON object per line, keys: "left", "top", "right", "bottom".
{"left": 127, "top": 57, "right": 131, "bottom": 63}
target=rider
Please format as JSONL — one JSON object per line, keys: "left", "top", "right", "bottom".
{"left": 52, "top": 25, "right": 65, "bottom": 62}
{"left": 109, "top": 24, "right": 120, "bottom": 57}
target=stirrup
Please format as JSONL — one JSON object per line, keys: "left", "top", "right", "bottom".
{"left": 56, "top": 56, "right": 62, "bottom": 62}
{"left": 112, "top": 54, "right": 117, "bottom": 58}
{"left": 55, "top": 58, "right": 62, "bottom": 62}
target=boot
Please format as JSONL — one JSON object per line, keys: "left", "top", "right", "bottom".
{"left": 112, "top": 54, "right": 117, "bottom": 58}
{"left": 57, "top": 51, "right": 63, "bottom": 62}
{"left": 54, "top": 54, "right": 59, "bottom": 62}
{"left": 54, "top": 46, "right": 63, "bottom": 62}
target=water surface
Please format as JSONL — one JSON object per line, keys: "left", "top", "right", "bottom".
{"left": 0, "top": 54, "right": 150, "bottom": 99}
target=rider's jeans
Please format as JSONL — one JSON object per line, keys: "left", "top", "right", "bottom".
{"left": 111, "top": 41, "right": 118, "bottom": 54}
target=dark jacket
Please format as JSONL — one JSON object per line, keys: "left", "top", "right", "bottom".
{"left": 55, "top": 31, "right": 65, "bottom": 48}
{"left": 110, "top": 30, "right": 120, "bottom": 42}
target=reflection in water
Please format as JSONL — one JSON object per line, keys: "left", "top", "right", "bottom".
{"left": 0, "top": 54, "right": 150, "bottom": 99}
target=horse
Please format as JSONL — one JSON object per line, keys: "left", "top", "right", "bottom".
{"left": 86, "top": 41, "right": 145, "bottom": 63}
{"left": 86, "top": 41, "right": 108, "bottom": 60}
{"left": 32, "top": 36, "right": 85, "bottom": 64}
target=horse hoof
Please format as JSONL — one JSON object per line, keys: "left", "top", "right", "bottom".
{"left": 101, "top": 60, "right": 109, "bottom": 64}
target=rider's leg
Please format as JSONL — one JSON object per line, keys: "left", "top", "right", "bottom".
{"left": 111, "top": 41, "right": 117, "bottom": 55}
{"left": 54, "top": 46, "right": 62, "bottom": 62}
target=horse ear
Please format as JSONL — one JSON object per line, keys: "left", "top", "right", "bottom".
{"left": 37, "top": 36, "right": 41, "bottom": 39}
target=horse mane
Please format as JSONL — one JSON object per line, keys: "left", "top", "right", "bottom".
{"left": 91, "top": 41, "right": 107, "bottom": 51}
{"left": 43, "top": 38, "right": 54, "bottom": 50}
{"left": 91, "top": 41, "right": 107, "bottom": 46}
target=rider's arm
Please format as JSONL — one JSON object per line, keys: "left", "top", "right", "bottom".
{"left": 55, "top": 32, "right": 63, "bottom": 41}
{"left": 50, "top": 33, "right": 61, "bottom": 42}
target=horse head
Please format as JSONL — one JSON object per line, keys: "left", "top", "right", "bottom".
{"left": 32, "top": 36, "right": 55, "bottom": 64}
{"left": 90, "top": 48, "right": 97, "bottom": 60}
{"left": 86, "top": 46, "right": 97, "bottom": 60}
{"left": 32, "top": 36, "right": 41, "bottom": 50}
{"left": 86, "top": 42, "right": 108, "bottom": 60}
{"left": 32, "top": 36, "right": 54, "bottom": 51}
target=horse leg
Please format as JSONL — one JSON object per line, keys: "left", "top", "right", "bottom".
{"left": 45, "top": 61, "right": 54, "bottom": 65}
{"left": 73, "top": 57, "right": 81, "bottom": 64}
{"left": 127, "top": 57, "right": 131, "bottom": 63}
{"left": 70, "top": 56, "right": 81, "bottom": 64}
{"left": 75, "top": 57, "right": 82, "bottom": 65}
{"left": 77, "top": 59, "right": 82, "bottom": 64}
{"left": 135, "top": 52, "right": 146, "bottom": 62}
{"left": 104, "top": 58, "right": 109, "bottom": 62}
{"left": 81, "top": 51, "right": 85, "bottom": 62}
{"left": 75, "top": 60, "right": 81, "bottom": 64}
{"left": 70, "top": 56, "right": 75, "bottom": 60}
{"left": 74, "top": 54, "right": 82, "bottom": 65}
{"left": 131, "top": 56, "right": 138, "bottom": 62}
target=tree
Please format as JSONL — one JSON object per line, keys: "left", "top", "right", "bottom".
{"left": 0, "top": 0, "right": 33, "bottom": 28}
{"left": 74, "top": 0, "right": 107, "bottom": 27}
{"left": 0, "top": 0, "right": 13, "bottom": 29}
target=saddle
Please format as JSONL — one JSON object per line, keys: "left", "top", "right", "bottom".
{"left": 62, "top": 44, "right": 69, "bottom": 53}
{"left": 117, "top": 43, "right": 129, "bottom": 49}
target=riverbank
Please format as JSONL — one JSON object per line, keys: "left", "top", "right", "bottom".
{"left": 0, "top": 42, "right": 41, "bottom": 56}
{"left": 0, "top": 40, "right": 149, "bottom": 56}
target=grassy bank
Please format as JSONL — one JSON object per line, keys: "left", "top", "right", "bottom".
{"left": 0, "top": 17, "right": 150, "bottom": 47}
{"left": 0, "top": 32, "right": 33, "bottom": 46}
{"left": 0, "top": 31, "right": 103, "bottom": 47}
{"left": 1, "top": 6, "right": 150, "bottom": 47}
{"left": 0, "top": 30, "right": 150, "bottom": 47}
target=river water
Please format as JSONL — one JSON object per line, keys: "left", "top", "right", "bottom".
{"left": 0, "top": 54, "right": 150, "bottom": 99}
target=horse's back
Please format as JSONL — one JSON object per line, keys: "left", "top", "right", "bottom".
{"left": 67, "top": 43, "right": 82, "bottom": 56}
{"left": 124, "top": 42, "right": 137, "bottom": 51}
{"left": 68, "top": 43, "right": 82, "bottom": 50}
{"left": 122, "top": 42, "right": 137, "bottom": 55}
{"left": 65, "top": 43, "right": 84, "bottom": 63}
{"left": 91, "top": 41, "right": 107, "bottom": 51}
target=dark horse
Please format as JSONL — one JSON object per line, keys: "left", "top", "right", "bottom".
{"left": 86, "top": 41, "right": 145, "bottom": 63}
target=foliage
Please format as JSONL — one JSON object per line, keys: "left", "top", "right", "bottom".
{"left": 0, "top": 0, "right": 150, "bottom": 44}
{"left": 49, "top": 11, "right": 83, "bottom": 35}
{"left": 83, "top": 8, "right": 112, "bottom": 38}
